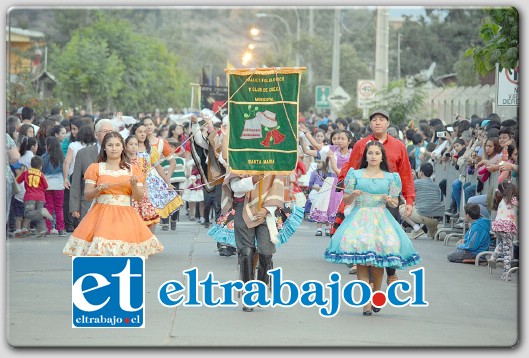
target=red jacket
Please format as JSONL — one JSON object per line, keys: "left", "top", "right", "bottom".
{"left": 338, "top": 134, "right": 416, "bottom": 205}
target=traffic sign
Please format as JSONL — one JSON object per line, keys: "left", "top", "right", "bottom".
{"left": 327, "top": 86, "right": 351, "bottom": 110}
{"left": 315, "top": 85, "right": 331, "bottom": 109}
{"left": 496, "top": 65, "right": 519, "bottom": 106}
{"left": 357, "top": 79, "right": 376, "bottom": 108}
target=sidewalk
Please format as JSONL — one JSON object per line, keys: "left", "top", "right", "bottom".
{"left": 5, "top": 217, "right": 519, "bottom": 348}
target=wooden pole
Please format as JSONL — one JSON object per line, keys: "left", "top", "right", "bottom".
{"left": 258, "top": 172, "right": 263, "bottom": 210}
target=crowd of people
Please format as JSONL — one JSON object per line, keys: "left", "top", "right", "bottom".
{"left": 5, "top": 104, "right": 519, "bottom": 312}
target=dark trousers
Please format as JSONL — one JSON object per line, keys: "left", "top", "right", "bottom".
{"left": 63, "top": 187, "right": 79, "bottom": 231}
{"left": 203, "top": 185, "right": 221, "bottom": 224}
{"left": 233, "top": 201, "right": 275, "bottom": 256}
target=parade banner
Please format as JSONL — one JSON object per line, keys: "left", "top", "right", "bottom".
{"left": 226, "top": 67, "right": 304, "bottom": 174}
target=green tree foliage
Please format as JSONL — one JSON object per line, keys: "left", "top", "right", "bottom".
{"left": 465, "top": 7, "right": 519, "bottom": 76}
{"left": 50, "top": 12, "right": 189, "bottom": 114}
{"left": 372, "top": 80, "right": 427, "bottom": 127}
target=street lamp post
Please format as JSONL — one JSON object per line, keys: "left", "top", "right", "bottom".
{"left": 256, "top": 12, "right": 300, "bottom": 67}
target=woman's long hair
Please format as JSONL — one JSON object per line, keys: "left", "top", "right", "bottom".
{"left": 97, "top": 132, "right": 129, "bottom": 169}
{"left": 130, "top": 122, "right": 150, "bottom": 153}
{"left": 45, "top": 136, "right": 64, "bottom": 168}
{"left": 359, "top": 140, "right": 390, "bottom": 172}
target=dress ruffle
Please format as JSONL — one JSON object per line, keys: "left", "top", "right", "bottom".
{"left": 324, "top": 249, "right": 421, "bottom": 269}
{"left": 63, "top": 235, "right": 164, "bottom": 258}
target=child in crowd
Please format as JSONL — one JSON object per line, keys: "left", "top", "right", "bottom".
{"left": 41, "top": 137, "right": 65, "bottom": 236}
{"left": 488, "top": 181, "right": 518, "bottom": 280}
{"left": 307, "top": 158, "right": 330, "bottom": 236}
{"left": 181, "top": 159, "right": 204, "bottom": 222}
{"left": 447, "top": 203, "right": 491, "bottom": 263}
{"left": 16, "top": 156, "right": 53, "bottom": 237}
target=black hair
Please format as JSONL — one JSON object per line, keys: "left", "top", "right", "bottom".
{"left": 412, "top": 132, "right": 423, "bottom": 145}
{"left": 405, "top": 129, "right": 416, "bottom": 140}
{"left": 464, "top": 203, "right": 481, "bottom": 220}
{"left": 18, "top": 124, "right": 34, "bottom": 139}
{"left": 30, "top": 155, "right": 43, "bottom": 169}
{"left": 419, "top": 162, "right": 433, "bottom": 177}
{"left": 19, "top": 136, "right": 38, "bottom": 156}
{"left": 499, "top": 127, "right": 512, "bottom": 137}
{"left": 49, "top": 124, "right": 65, "bottom": 138}
{"left": 359, "top": 141, "right": 390, "bottom": 172}
{"left": 130, "top": 122, "right": 151, "bottom": 153}
{"left": 45, "top": 136, "right": 64, "bottom": 168}
{"left": 77, "top": 125, "right": 96, "bottom": 145}
{"left": 429, "top": 118, "right": 443, "bottom": 127}
{"left": 21, "top": 107, "right": 34, "bottom": 120}
{"left": 98, "top": 131, "right": 129, "bottom": 169}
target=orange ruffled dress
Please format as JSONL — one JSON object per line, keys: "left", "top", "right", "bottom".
{"left": 62, "top": 162, "right": 164, "bottom": 258}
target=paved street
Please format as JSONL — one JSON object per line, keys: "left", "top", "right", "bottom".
{"left": 5, "top": 216, "right": 520, "bottom": 348}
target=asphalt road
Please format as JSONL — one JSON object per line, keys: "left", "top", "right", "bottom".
{"left": 4, "top": 216, "right": 519, "bottom": 348}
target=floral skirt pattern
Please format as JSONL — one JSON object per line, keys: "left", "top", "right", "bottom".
{"left": 132, "top": 194, "right": 161, "bottom": 227}
{"left": 146, "top": 171, "right": 183, "bottom": 218}
{"left": 324, "top": 205, "right": 421, "bottom": 269}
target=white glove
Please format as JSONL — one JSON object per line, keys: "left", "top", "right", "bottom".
{"left": 266, "top": 213, "right": 279, "bottom": 244}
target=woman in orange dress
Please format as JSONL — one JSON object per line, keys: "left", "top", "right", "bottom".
{"left": 62, "top": 132, "right": 164, "bottom": 258}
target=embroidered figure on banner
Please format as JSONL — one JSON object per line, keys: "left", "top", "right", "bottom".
{"left": 240, "top": 108, "right": 286, "bottom": 148}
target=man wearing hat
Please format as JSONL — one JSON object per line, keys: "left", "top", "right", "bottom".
{"left": 333, "top": 109, "right": 416, "bottom": 284}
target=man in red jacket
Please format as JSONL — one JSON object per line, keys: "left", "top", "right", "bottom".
{"left": 334, "top": 109, "right": 416, "bottom": 284}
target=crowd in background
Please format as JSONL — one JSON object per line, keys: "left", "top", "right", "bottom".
{"left": 6, "top": 106, "right": 519, "bottom": 275}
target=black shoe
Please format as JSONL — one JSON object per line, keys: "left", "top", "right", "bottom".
{"left": 372, "top": 307, "right": 381, "bottom": 313}
{"left": 223, "top": 246, "right": 235, "bottom": 257}
{"left": 242, "top": 305, "right": 254, "bottom": 312}
{"left": 170, "top": 220, "right": 177, "bottom": 230}
{"left": 162, "top": 224, "right": 169, "bottom": 231}
{"left": 363, "top": 310, "right": 373, "bottom": 316}
{"left": 65, "top": 227, "right": 75, "bottom": 233}
{"left": 219, "top": 246, "right": 228, "bottom": 256}
{"left": 204, "top": 222, "right": 211, "bottom": 229}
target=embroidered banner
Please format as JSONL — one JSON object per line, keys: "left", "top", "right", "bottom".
{"left": 226, "top": 67, "right": 304, "bottom": 174}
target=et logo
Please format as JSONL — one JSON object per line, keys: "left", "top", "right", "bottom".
{"left": 72, "top": 257, "right": 144, "bottom": 328}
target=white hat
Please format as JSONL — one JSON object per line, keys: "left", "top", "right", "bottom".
{"left": 122, "top": 116, "right": 137, "bottom": 126}
{"left": 201, "top": 108, "right": 220, "bottom": 124}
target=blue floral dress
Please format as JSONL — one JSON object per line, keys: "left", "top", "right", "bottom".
{"left": 324, "top": 168, "right": 421, "bottom": 269}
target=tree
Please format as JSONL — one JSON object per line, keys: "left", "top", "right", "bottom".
{"left": 371, "top": 80, "right": 427, "bottom": 127}
{"left": 465, "top": 7, "right": 519, "bottom": 76}
{"left": 50, "top": 12, "right": 190, "bottom": 114}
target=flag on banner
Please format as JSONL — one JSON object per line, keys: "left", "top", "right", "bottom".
{"left": 202, "top": 67, "right": 211, "bottom": 86}
{"left": 225, "top": 67, "right": 305, "bottom": 175}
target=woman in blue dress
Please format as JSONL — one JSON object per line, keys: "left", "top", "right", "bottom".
{"left": 324, "top": 141, "right": 421, "bottom": 315}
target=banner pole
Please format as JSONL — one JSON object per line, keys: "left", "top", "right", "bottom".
{"left": 258, "top": 172, "right": 263, "bottom": 211}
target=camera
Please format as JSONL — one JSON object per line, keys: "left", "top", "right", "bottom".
{"left": 447, "top": 127, "right": 454, "bottom": 132}
{"left": 437, "top": 131, "right": 446, "bottom": 138}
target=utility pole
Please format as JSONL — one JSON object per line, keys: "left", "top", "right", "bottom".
{"left": 330, "top": 8, "right": 341, "bottom": 120}
{"left": 397, "top": 32, "right": 402, "bottom": 81}
{"left": 375, "top": 7, "right": 389, "bottom": 94}
{"left": 308, "top": 7, "right": 314, "bottom": 90}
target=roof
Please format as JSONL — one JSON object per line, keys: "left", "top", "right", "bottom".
{"left": 6, "top": 26, "right": 45, "bottom": 39}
